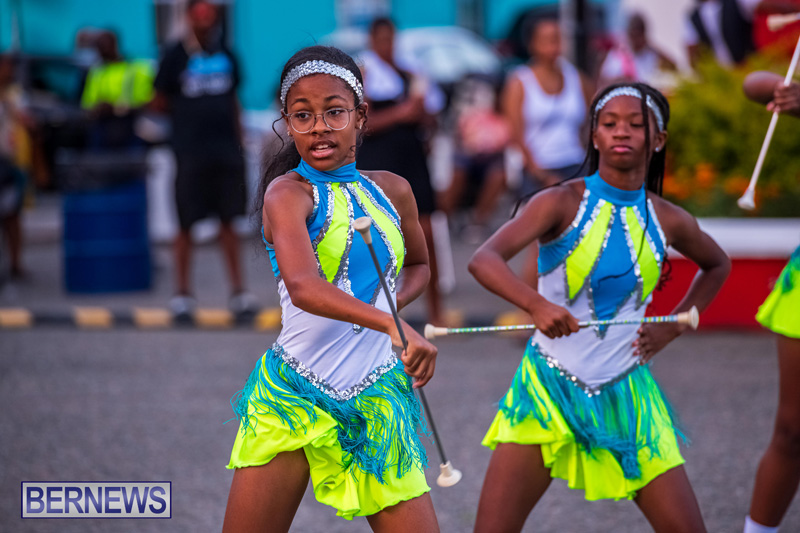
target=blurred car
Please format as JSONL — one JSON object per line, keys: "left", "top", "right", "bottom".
{"left": 395, "top": 26, "right": 502, "bottom": 86}
{"left": 19, "top": 55, "right": 89, "bottom": 135}
{"left": 322, "top": 25, "right": 504, "bottom": 97}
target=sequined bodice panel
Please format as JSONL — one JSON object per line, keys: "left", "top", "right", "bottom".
{"left": 538, "top": 172, "right": 666, "bottom": 335}
{"left": 534, "top": 172, "right": 667, "bottom": 387}
{"left": 262, "top": 173, "right": 406, "bottom": 392}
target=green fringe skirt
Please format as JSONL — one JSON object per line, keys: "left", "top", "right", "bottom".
{"left": 227, "top": 345, "right": 430, "bottom": 519}
{"left": 483, "top": 342, "right": 686, "bottom": 501}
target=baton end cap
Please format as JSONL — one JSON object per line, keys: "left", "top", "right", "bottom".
{"left": 436, "top": 461, "right": 463, "bottom": 487}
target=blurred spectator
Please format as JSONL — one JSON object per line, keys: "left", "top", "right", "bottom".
{"left": 439, "top": 75, "right": 509, "bottom": 243}
{"left": 0, "top": 54, "right": 34, "bottom": 279}
{"left": 153, "top": 0, "right": 257, "bottom": 317}
{"left": 685, "top": 0, "right": 760, "bottom": 68}
{"left": 80, "top": 30, "right": 154, "bottom": 149}
{"left": 357, "top": 17, "right": 446, "bottom": 325}
{"left": 753, "top": 1, "right": 800, "bottom": 57}
{"left": 501, "top": 17, "right": 592, "bottom": 290}
{"left": 503, "top": 17, "right": 591, "bottom": 196}
{"left": 598, "top": 13, "right": 677, "bottom": 89}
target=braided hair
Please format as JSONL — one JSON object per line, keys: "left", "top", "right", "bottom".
{"left": 512, "top": 81, "right": 670, "bottom": 216}
{"left": 585, "top": 81, "right": 670, "bottom": 196}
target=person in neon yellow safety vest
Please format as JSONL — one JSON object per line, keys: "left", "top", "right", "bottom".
{"left": 80, "top": 30, "right": 154, "bottom": 149}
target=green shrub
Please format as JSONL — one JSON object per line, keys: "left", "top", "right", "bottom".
{"left": 666, "top": 56, "right": 800, "bottom": 217}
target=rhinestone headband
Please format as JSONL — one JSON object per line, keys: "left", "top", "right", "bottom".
{"left": 594, "top": 87, "right": 665, "bottom": 132}
{"left": 280, "top": 60, "right": 364, "bottom": 108}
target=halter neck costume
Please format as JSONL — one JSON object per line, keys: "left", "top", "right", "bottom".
{"left": 228, "top": 159, "right": 429, "bottom": 519}
{"left": 265, "top": 160, "right": 406, "bottom": 392}
{"left": 484, "top": 172, "right": 686, "bottom": 501}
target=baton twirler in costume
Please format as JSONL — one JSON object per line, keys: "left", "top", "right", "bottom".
{"left": 741, "top": 36, "right": 800, "bottom": 532}
{"left": 223, "top": 46, "right": 440, "bottom": 532}
{"left": 469, "top": 82, "right": 730, "bottom": 532}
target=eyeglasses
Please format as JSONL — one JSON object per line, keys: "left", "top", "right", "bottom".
{"left": 284, "top": 107, "right": 357, "bottom": 134}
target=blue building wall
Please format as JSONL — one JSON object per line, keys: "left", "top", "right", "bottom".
{"left": 1, "top": 0, "right": 606, "bottom": 109}
{"left": 5, "top": 0, "right": 156, "bottom": 59}
{"left": 392, "top": 0, "right": 456, "bottom": 30}
{"left": 234, "top": 2, "right": 339, "bottom": 109}
{"left": 486, "top": 0, "right": 553, "bottom": 41}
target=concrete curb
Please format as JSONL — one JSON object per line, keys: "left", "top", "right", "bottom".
{"left": 0, "top": 306, "right": 504, "bottom": 332}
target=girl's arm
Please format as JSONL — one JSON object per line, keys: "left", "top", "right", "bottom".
{"left": 366, "top": 171, "right": 436, "bottom": 383}
{"left": 468, "top": 185, "right": 581, "bottom": 338}
{"left": 743, "top": 71, "right": 800, "bottom": 117}
{"left": 265, "top": 176, "right": 437, "bottom": 386}
{"left": 634, "top": 199, "right": 731, "bottom": 361}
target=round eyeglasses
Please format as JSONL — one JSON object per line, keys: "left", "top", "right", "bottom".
{"left": 284, "top": 107, "right": 357, "bottom": 134}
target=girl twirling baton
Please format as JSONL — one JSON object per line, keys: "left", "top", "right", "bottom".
{"left": 468, "top": 82, "right": 730, "bottom": 532}
{"left": 742, "top": 70, "right": 800, "bottom": 533}
{"left": 222, "top": 46, "right": 439, "bottom": 532}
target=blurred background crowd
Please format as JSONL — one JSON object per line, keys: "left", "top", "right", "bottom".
{"left": 0, "top": 0, "right": 798, "bottom": 324}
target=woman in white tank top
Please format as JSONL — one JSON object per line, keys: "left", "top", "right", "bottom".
{"left": 502, "top": 17, "right": 594, "bottom": 291}
{"left": 502, "top": 18, "right": 592, "bottom": 196}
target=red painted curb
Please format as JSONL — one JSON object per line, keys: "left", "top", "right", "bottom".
{"left": 650, "top": 257, "right": 786, "bottom": 329}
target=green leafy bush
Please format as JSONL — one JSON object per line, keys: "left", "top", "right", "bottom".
{"left": 665, "top": 56, "right": 800, "bottom": 217}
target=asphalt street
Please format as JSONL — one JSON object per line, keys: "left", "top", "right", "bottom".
{"left": 1, "top": 325, "right": 796, "bottom": 532}
{"left": 1, "top": 202, "right": 797, "bottom": 532}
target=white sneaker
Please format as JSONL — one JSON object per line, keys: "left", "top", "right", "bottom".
{"left": 229, "top": 291, "right": 259, "bottom": 316}
{"left": 169, "top": 294, "right": 197, "bottom": 318}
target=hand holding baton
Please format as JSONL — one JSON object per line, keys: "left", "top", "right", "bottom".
{"left": 739, "top": 14, "right": 800, "bottom": 210}
{"left": 353, "top": 216, "right": 462, "bottom": 488}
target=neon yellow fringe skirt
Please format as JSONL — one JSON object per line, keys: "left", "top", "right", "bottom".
{"left": 757, "top": 246, "right": 800, "bottom": 339}
{"left": 483, "top": 342, "right": 686, "bottom": 501}
{"left": 227, "top": 345, "right": 430, "bottom": 520}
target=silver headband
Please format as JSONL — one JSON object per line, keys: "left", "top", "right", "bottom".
{"left": 280, "top": 60, "right": 364, "bottom": 108}
{"left": 594, "top": 87, "right": 665, "bottom": 132}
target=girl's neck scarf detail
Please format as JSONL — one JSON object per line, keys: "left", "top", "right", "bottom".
{"left": 294, "top": 159, "right": 359, "bottom": 184}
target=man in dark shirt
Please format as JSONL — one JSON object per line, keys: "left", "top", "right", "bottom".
{"left": 153, "top": 0, "right": 257, "bottom": 317}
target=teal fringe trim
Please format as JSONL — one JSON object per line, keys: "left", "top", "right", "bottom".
{"left": 500, "top": 343, "right": 687, "bottom": 480}
{"left": 780, "top": 246, "right": 800, "bottom": 292}
{"left": 229, "top": 349, "right": 428, "bottom": 484}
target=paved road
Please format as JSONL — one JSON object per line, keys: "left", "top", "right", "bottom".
{"left": 2, "top": 328, "right": 797, "bottom": 532}
{"left": 2, "top": 200, "right": 798, "bottom": 531}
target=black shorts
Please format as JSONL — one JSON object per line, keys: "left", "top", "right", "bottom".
{"left": 174, "top": 151, "right": 246, "bottom": 230}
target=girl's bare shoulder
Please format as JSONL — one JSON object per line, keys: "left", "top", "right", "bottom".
{"left": 532, "top": 178, "right": 586, "bottom": 208}
{"left": 648, "top": 193, "right": 697, "bottom": 244}
{"left": 263, "top": 172, "right": 314, "bottom": 211}
{"left": 358, "top": 169, "right": 413, "bottom": 202}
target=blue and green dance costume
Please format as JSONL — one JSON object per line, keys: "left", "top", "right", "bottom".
{"left": 484, "top": 172, "right": 687, "bottom": 500}
{"left": 227, "top": 160, "right": 429, "bottom": 519}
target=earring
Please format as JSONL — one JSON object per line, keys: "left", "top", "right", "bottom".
{"left": 655, "top": 147, "right": 661, "bottom": 152}
{"left": 593, "top": 144, "right": 598, "bottom": 150}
